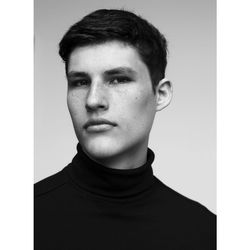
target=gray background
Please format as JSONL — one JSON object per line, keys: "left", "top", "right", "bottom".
{"left": 35, "top": 0, "right": 216, "bottom": 213}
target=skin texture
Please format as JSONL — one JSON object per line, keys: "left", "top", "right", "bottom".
{"left": 67, "top": 41, "right": 172, "bottom": 169}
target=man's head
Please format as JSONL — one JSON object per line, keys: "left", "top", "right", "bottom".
{"left": 59, "top": 9, "right": 167, "bottom": 92}
{"left": 59, "top": 9, "right": 172, "bottom": 169}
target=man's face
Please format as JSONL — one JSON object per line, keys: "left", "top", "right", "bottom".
{"left": 67, "top": 41, "right": 157, "bottom": 163}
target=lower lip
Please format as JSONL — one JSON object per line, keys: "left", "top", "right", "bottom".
{"left": 85, "top": 124, "right": 115, "bottom": 132}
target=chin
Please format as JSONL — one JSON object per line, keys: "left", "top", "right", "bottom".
{"left": 80, "top": 137, "right": 123, "bottom": 161}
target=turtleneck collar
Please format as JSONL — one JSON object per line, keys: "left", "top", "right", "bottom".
{"left": 66, "top": 144, "right": 155, "bottom": 199}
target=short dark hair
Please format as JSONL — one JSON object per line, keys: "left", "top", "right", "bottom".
{"left": 59, "top": 9, "right": 168, "bottom": 92}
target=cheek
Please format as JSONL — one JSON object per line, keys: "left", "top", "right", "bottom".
{"left": 67, "top": 91, "right": 85, "bottom": 121}
{"left": 120, "top": 90, "right": 156, "bottom": 129}
{"left": 133, "top": 90, "right": 155, "bottom": 115}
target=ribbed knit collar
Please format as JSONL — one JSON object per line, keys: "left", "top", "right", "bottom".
{"left": 67, "top": 144, "right": 155, "bottom": 199}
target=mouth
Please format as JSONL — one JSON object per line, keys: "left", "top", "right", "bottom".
{"left": 83, "top": 119, "right": 117, "bottom": 132}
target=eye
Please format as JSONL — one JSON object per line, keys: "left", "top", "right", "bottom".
{"left": 109, "top": 76, "right": 131, "bottom": 85}
{"left": 70, "top": 79, "right": 90, "bottom": 87}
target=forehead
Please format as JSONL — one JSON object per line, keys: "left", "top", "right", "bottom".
{"left": 67, "top": 41, "right": 148, "bottom": 75}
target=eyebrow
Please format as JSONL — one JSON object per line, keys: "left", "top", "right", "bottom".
{"left": 104, "top": 67, "right": 137, "bottom": 77}
{"left": 67, "top": 67, "right": 137, "bottom": 80}
{"left": 67, "top": 71, "right": 89, "bottom": 79}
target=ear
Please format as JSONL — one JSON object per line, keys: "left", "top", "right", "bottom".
{"left": 155, "top": 78, "right": 173, "bottom": 111}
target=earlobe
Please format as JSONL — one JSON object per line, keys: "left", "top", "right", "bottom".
{"left": 156, "top": 78, "right": 173, "bottom": 111}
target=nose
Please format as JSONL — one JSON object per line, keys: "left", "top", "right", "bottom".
{"left": 85, "top": 80, "right": 109, "bottom": 112}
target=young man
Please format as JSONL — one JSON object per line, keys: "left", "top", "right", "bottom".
{"left": 35, "top": 9, "right": 216, "bottom": 249}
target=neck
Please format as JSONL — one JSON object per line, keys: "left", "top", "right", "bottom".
{"left": 84, "top": 142, "right": 149, "bottom": 170}
{"left": 68, "top": 144, "right": 155, "bottom": 198}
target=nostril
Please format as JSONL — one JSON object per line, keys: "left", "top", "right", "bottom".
{"left": 85, "top": 102, "right": 107, "bottom": 112}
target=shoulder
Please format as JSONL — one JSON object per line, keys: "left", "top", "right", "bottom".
{"left": 152, "top": 177, "right": 216, "bottom": 247}
{"left": 154, "top": 176, "right": 215, "bottom": 213}
{"left": 34, "top": 166, "right": 69, "bottom": 198}
{"left": 153, "top": 176, "right": 216, "bottom": 230}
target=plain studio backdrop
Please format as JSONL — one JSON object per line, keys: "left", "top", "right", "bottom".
{"left": 35, "top": 0, "right": 216, "bottom": 213}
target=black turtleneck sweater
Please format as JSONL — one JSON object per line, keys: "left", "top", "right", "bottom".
{"left": 35, "top": 144, "right": 216, "bottom": 250}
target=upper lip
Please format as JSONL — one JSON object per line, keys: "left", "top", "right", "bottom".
{"left": 84, "top": 118, "right": 117, "bottom": 129}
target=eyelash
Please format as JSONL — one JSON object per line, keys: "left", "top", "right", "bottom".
{"left": 109, "top": 76, "right": 131, "bottom": 84}
{"left": 70, "top": 76, "right": 131, "bottom": 87}
{"left": 70, "top": 80, "right": 89, "bottom": 87}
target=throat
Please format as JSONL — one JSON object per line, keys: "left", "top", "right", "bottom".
{"left": 90, "top": 146, "right": 148, "bottom": 170}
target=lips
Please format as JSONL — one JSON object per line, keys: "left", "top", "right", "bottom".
{"left": 84, "top": 118, "right": 117, "bottom": 131}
